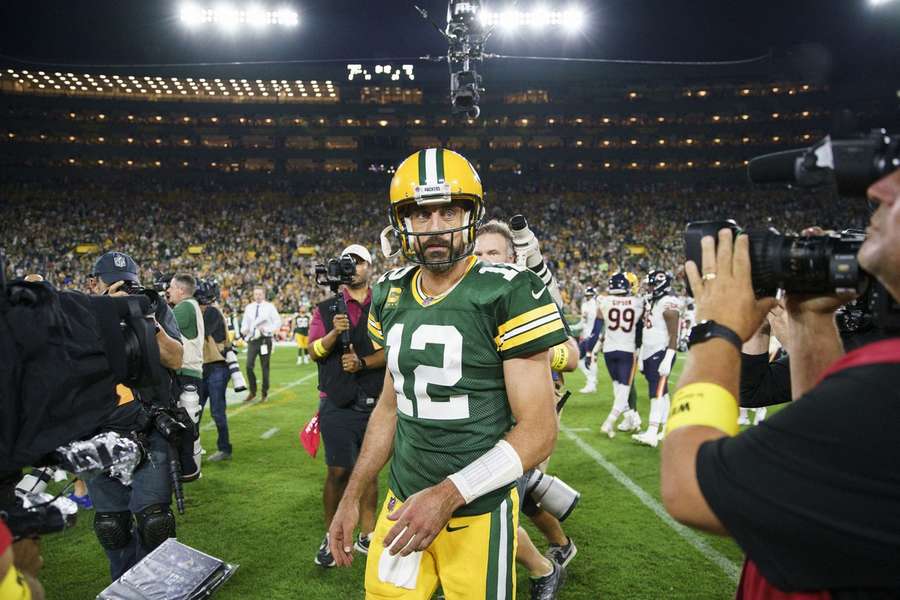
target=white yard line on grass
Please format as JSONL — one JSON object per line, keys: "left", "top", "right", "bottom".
{"left": 202, "top": 372, "right": 316, "bottom": 432}
{"left": 260, "top": 427, "right": 280, "bottom": 439}
{"left": 560, "top": 424, "right": 741, "bottom": 582}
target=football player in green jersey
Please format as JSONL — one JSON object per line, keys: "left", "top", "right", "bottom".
{"left": 329, "top": 148, "right": 568, "bottom": 600}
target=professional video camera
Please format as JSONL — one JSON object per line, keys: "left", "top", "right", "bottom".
{"left": 683, "top": 130, "right": 900, "bottom": 332}
{"left": 152, "top": 271, "right": 174, "bottom": 294}
{"left": 685, "top": 221, "right": 865, "bottom": 297}
{"left": 314, "top": 254, "right": 357, "bottom": 352}
{"left": 4, "top": 432, "right": 142, "bottom": 540}
{"left": 314, "top": 255, "right": 356, "bottom": 292}
{"left": 747, "top": 129, "right": 899, "bottom": 197}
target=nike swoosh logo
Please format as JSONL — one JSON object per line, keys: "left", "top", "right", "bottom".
{"left": 532, "top": 286, "right": 547, "bottom": 300}
{"left": 445, "top": 524, "right": 469, "bottom": 532}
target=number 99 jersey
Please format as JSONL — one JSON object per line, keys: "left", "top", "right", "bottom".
{"left": 367, "top": 256, "right": 569, "bottom": 517}
{"left": 597, "top": 295, "right": 644, "bottom": 353}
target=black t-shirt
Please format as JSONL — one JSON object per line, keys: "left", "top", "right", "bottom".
{"left": 202, "top": 305, "right": 228, "bottom": 375}
{"left": 697, "top": 361, "right": 900, "bottom": 595}
{"left": 740, "top": 350, "right": 791, "bottom": 408}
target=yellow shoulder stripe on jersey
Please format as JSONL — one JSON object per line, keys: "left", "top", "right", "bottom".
{"left": 497, "top": 303, "right": 559, "bottom": 337}
{"left": 498, "top": 320, "right": 565, "bottom": 352}
{"left": 368, "top": 315, "right": 384, "bottom": 341}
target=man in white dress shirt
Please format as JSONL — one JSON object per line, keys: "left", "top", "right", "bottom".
{"left": 240, "top": 286, "right": 282, "bottom": 402}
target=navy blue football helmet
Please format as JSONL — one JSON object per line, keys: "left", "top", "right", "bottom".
{"left": 646, "top": 270, "right": 673, "bottom": 299}
{"left": 607, "top": 273, "right": 630, "bottom": 296}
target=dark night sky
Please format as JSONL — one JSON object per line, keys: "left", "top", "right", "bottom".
{"left": 0, "top": 1, "right": 897, "bottom": 82}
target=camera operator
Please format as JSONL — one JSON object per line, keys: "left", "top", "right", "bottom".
{"left": 85, "top": 252, "right": 184, "bottom": 581}
{"left": 196, "top": 280, "right": 233, "bottom": 462}
{"left": 308, "top": 245, "right": 385, "bottom": 568}
{"left": 0, "top": 519, "right": 44, "bottom": 600}
{"left": 660, "top": 168, "right": 900, "bottom": 597}
{"left": 240, "top": 287, "right": 281, "bottom": 403}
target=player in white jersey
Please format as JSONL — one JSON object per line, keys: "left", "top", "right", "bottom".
{"left": 597, "top": 273, "right": 645, "bottom": 438}
{"left": 633, "top": 270, "right": 682, "bottom": 448}
{"left": 577, "top": 286, "right": 601, "bottom": 393}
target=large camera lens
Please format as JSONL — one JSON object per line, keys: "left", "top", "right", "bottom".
{"left": 747, "top": 229, "right": 864, "bottom": 296}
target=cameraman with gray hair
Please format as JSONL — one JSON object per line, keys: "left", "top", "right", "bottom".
{"left": 660, "top": 168, "right": 900, "bottom": 598}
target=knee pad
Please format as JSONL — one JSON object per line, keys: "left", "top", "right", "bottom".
{"left": 94, "top": 511, "right": 133, "bottom": 551}
{"left": 135, "top": 504, "right": 176, "bottom": 550}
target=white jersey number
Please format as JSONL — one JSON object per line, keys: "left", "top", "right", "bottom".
{"left": 385, "top": 323, "right": 470, "bottom": 420}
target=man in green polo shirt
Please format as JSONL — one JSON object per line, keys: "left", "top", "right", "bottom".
{"left": 167, "top": 274, "right": 205, "bottom": 480}
{"left": 168, "top": 274, "right": 206, "bottom": 383}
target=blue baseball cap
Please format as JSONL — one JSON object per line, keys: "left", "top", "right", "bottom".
{"left": 91, "top": 252, "right": 140, "bottom": 284}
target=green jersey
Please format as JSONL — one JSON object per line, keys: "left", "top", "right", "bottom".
{"left": 368, "top": 256, "right": 568, "bottom": 516}
{"left": 293, "top": 314, "right": 310, "bottom": 335}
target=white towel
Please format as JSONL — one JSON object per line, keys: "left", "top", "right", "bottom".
{"left": 377, "top": 527, "right": 423, "bottom": 590}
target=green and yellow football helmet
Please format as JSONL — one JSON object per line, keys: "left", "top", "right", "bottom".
{"left": 381, "top": 148, "right": 485, "bottom": 267}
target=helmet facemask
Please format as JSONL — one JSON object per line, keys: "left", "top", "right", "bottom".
{"left": 389, "top": 188, "right": 484, "bottom": 271}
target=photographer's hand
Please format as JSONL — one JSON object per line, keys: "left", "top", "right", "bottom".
{"left": 106, "top": 281, "right": 128, "bottom": 298}
{"left": 332, "top": 314, "right": 350, "bottom": 334}
{"left": 341, "top": 344, "right": 363, "bottom": 373}
{"left": 684, "top": 229, "right": 777, "bottom": 341}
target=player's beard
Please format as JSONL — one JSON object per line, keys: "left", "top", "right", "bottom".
{"left": 418, "top": 233, "right": 464, "bottom": 274}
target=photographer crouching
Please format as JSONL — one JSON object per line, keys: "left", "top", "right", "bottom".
{"left": 85, "top": 252, "right": 186, "bottom": 581}
{"left": 660, "top": 167, "right": 900, "bottom": 597}
{"left": 308, "top": 245, "right": 385, "bottom": 567}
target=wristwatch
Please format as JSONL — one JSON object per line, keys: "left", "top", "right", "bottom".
{"left": 688, "top": 320, "right": 742, "bottom": 351}
{"left": 359, "top": 356, "right": 367, "bottom": 370}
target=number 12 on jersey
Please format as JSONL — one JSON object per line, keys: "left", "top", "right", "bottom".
{"left": 386, "top": 323, "right": 470, "bottom": 420}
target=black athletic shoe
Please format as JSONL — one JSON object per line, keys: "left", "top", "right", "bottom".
{"left": 530, "top": 561, "right": 566, "bottom": 600}
{"left": 314, "top": 534, "right": 335, "bottom": 568}
{"left": 545, "top": 537, "right": 578, "bottom": 569}
{"left": 353, "top": 533, "right": 371, "bottom": 555}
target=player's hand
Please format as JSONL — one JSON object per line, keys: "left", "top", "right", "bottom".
{"left": 328, "top": 496, "right": 361, "bottom": 567}
{"left": 106, "top": 281, "right": 129, "bottom": 297}
{"left": 333, "top": 314, "right": 351, "bottom": 334}
{"left": 383, "top": 480, "right": 465, "bottom": 557}
{"left": 684, "top": 228, "right": 778, "bottom": 341}
{"left": 341, "top": 344, "right": 362, "bottom": 373}
{"left": 658, "top": 350, "right": 675, "bottom": 377}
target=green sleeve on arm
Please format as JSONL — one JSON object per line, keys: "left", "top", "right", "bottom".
{"left": 173, "top": 301, "right": 198, "bottom": 339}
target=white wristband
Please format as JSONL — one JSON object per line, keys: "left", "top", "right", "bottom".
{"left": 447, "top": 440, "right": 524, "bottom": 505}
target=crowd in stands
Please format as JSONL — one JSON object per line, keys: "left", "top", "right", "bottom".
{"left": 1, "top": 178, "right": 868, "bottom": 317}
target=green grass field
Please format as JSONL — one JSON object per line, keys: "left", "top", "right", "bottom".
{"left": 39, "top": 346, "right": 749, "bottom": 599}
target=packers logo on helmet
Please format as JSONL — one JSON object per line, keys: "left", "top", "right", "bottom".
{"left": 381, "top": 148, "right": 485, "bottom": 267}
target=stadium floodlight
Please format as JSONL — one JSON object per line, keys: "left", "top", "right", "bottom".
{"left": 178, "top": 4, "right": 299, "bottom": 29}
{"left": 245, "top": 4, "right": 268, "bottom": 27}
{"left": 869, "top": 0, "right": 897, "bottom": 6}
{"left": 215, "top": 5, "right": 240, "bottom": 30}
{"left": 479, "top": 4, "right": 586, "bottom": 33}
{"left": 560, "top": 6, "right": 586, "bottom": 33}
{"left": 179, "top": 4, "right": 207, "bottom": 26}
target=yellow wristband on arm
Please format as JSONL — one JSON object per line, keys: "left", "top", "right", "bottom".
{"left": 311, "top": 338, "right": 327, "bottom": 359}
{"left": 0, "top": 564, "right": 32, "bottom": 600}
{"left": 550, "top": 344, "right": 570, "bottom": 372}
{"left": 665, "top": 383, "right": 740, "bottom": 437}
